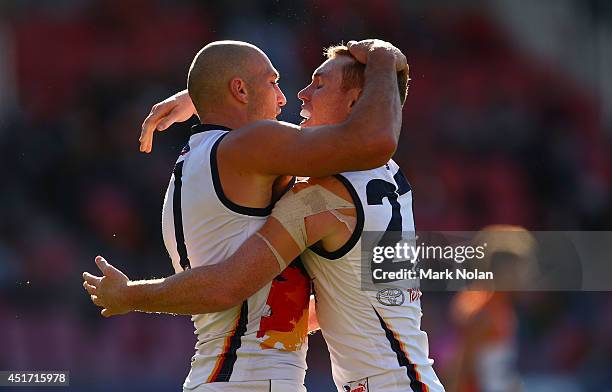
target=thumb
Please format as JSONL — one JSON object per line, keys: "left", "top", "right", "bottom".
{"left": 95, "top": 255, "right": 110, "bottom": 273}
{"left": 95, "top": 255, "right": 122, "bottom": 278}
{"left": 95, "top": 255, "right": 129, "bottom": 281}
{"left": 157, "top": 117, "right": 171, "bottom": 131}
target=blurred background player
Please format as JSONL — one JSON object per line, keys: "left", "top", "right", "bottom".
{"left": 445, "top": 226, "right": 537, "bottom": 392}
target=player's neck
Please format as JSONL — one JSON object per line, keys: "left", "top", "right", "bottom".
{"left": 200, "top": 116, "right": 244, "bottom": 129}
{"left": 198, "top": 105, "right": 250, "bottom": 129}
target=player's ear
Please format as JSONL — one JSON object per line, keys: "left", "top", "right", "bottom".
{"left": 229, "top": 78, "right": 249, "bottom": 104}
{"left": 347, "top": 87, "right": 362, "bottom": 112}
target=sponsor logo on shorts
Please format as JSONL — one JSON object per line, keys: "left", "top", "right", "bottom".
{"left": 376, "top": 288, "right": 405, "bottom": 306}
{"left": 343, "top": 378, "right": 368, "bottom": 392}
{"left": 407, "top": 288, "right": 422, "bottom": 302}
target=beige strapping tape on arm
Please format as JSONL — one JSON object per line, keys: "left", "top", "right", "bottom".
{"left": 255, "top": 232, "right": 287, "bottom": 272}
{"left": 328, "top": 209, "right": 356, "bottom": 233}
{"left": 270, "top": 184, "right": 355, "bottom": 253}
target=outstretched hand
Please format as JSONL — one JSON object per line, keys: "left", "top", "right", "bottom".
{"left": 139, "top": 90, "right": 196, "bottom": 153}
{"left": 82, "top": 256, "right": 132, "bottom": 317}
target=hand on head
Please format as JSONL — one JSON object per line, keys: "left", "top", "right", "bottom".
{"left": 347, "top": 39, "right": 408, "bottom": 73}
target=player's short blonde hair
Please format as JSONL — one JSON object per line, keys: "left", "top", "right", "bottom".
{"left": 325, "top": 45, "right": 409, "bottom": 106}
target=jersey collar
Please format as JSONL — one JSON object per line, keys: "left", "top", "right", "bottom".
{"left": 191, "top": 123, "right": 233, "bottom": 135}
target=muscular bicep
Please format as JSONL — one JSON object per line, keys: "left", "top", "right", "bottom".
{"left": 221, "top": 120, "right": 383, "bottom": 177}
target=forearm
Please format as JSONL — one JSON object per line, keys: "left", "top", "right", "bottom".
{"left": 125, "top": 265, "right": 236, "bottom": 315}
{"left": 343, "top": 53, "right": 402, "bottom": 160}
{"left": 176, "top": 89, "right": 197, "bottom": 115}
{"left": 123, "top": 235, "right": 282, "bottom": 315}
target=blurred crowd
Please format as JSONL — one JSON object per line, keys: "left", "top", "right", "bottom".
{"left": 0, "top": 1, "right": 611, "bottom": 391}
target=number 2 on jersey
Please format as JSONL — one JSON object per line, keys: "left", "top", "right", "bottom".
{"left": 366, "top": 170, "right": 412, "bottom": 247}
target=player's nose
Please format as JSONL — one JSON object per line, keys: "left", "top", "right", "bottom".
{"left": 297, "top": 86, "right": 310, "bottom": 102}
{"left": 276, "top": 85, "right": 287, "bottom": 107}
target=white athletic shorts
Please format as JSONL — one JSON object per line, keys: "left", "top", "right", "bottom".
{"left": 339, "top": 366, "right": 445, "bottom": 392}
{"left": 186, "top": 379, "right": 307, "bottom": 392}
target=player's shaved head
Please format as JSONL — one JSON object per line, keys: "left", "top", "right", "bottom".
{"left": 187, "top": 40, "right": 270, "bottom": 116}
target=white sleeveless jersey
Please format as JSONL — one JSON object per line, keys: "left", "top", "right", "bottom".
{"left": 161, "top": 124, "right": 310, "bottom": 389}
{"left": 301, "top": 160, "right": 445, "bottom": 391}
